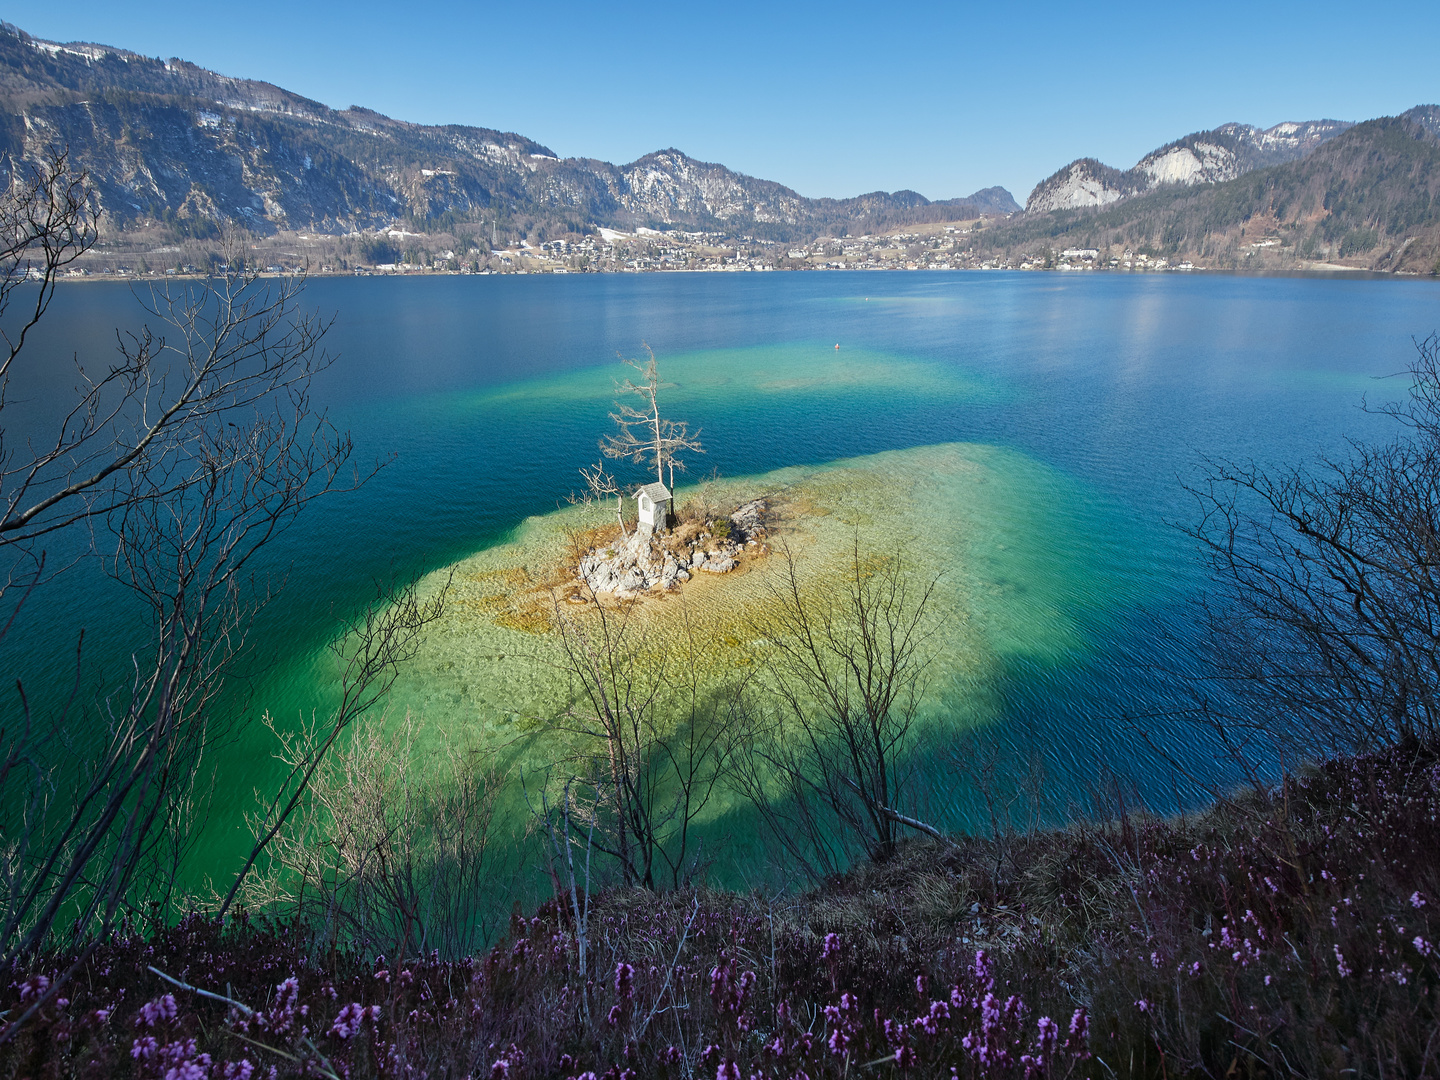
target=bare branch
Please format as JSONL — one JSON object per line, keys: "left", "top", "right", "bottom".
{"left": 599, "top": 345, "right": 703, "bottom": 491}
{"left": 1183, "top": 331, "right": 1440, "bottom": 757}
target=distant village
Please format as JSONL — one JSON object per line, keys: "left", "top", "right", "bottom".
{"left": 54, "top": 219, "right": 1208, "bottom": 280}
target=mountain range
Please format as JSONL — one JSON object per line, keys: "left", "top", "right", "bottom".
{"left": 0, "top": 22, "right": 1016, "bottom": 243}
{"left": 1024, "top": 120, "right": 1353, "bottom": 213}
{"left": 2, "top": 20, "right": 1437, "bottom": 274}
{"left": 990, "top": 106, "right": 1440, "bottom": 274}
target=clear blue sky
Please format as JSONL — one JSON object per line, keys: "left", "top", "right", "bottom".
{"left": 14, "top": 1, "right": 1440, "bottom": 204}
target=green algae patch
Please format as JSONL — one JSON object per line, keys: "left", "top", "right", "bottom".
{"left": 383, "top": 440, "right": 1122, "bottom": 746}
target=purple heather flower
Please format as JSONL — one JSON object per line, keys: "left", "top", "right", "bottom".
{"left": 19, "top": 975, "right": 50, "bottom": 1003}
{"left": 614, "top": 962, "right": 635, "bottom": 1000}
{"left": 972, "top": 949, "right": 993, "bottom": 988}
{"left": 328, "top": 1002, "right": 366, "bottom": 1040}
{"left": 136, "top": 994, "right": 178, "bottom": 1028}
{"left": 1334, "top": 946, "right": 1352, "bottom": 978}
{"left": 980, "top": 993, "right": 1001, "bottom": 1033}
{"left": 1036, "top": 1015, "right": 1058, "bottom": 1051}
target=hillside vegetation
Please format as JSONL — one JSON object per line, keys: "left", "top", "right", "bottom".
{"left": 989, "top": 108, "right": 1440, "bottom": 274}
{"left": 3, "top": 739, "right": 1435, "bottom": 1079}
{"left": 0, "top": 22, "right": 1014, "bottom": 245}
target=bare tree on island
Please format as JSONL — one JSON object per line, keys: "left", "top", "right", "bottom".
{"left": 538, "top": 347, "right": 737, "bottom": 893}
{"left": 575, "top": 458, "right": 627, "bottom": 536}
{"left": 0, "top": 149, "right": 441, "bottom": 1038}
{"left": 600, "top": 346, "right": 703, "bottom": 494}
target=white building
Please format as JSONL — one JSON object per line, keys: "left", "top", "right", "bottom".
{"left": 635, "top": 482, "right": 673, "bottom": 534}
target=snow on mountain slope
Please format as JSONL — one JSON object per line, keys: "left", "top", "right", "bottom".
{"left": 1025, "top": 119, "right": 1353, "bottom": 214}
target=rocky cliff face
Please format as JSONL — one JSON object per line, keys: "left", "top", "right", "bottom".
{"left": 1025, "top": 119, "right": 1352, "bottom": 214}
{"left": 0, "top": 23, "right": 1014, "bottom": 240}
{"left": 987, "top": 107, "right": 1440, "bottom": 276}
{"left": 1024, "top": 159, "right": 1147, "bottom": 213}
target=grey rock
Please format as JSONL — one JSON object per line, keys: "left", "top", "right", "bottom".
{"left": 728, "top": 499, "right": 768, "bottom": 541}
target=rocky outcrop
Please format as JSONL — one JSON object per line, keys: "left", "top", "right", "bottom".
{"left": 1024, "top": 119, "right": 1353, "bottom": 215}
{"left": 1024, "top": 159, "right": 1146, "bottom": 214}
{"left": 574, "top": 500, "right": 769, "bottom": 599}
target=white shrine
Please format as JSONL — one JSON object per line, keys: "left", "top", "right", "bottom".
{"left": 634, "top": 482, "right": 673, "bottom": 534}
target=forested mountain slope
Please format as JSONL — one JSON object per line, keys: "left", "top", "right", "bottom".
{"left": 0, "top": 22, "right": 1015, "bottom": 242}
{"left": 1025, "top": 119, "right": 1351, "bottom": 213}
{"left": 994, "top": 107, "right": 1440, "bottom": 273}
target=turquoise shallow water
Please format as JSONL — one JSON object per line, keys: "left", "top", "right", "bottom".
{"left": 5, "top": 270, "right": 1439, "bottom": 883}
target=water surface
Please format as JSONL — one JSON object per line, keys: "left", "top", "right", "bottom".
{"left": 8, "top": 270, "right": 1439, "bottom": 880}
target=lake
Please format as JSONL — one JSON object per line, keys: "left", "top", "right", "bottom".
{"left": 8, "top": 269, "right": 1440, "bottom": 884}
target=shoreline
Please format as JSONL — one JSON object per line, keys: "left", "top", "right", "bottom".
{"left": 47, "top": 263, "right": 1422, "bottom": 284}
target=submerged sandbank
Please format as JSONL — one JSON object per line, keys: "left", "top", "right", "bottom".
{"left": 383, "top": 440, "right": 1126, "bottom": 744}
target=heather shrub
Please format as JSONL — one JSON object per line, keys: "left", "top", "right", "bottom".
{"left": 2, "top": 740, "right": 1433, "bottom": 1077}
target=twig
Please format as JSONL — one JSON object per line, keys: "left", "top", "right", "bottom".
{"left": 845, "top": 775, "right": 953, "bottom": 845}
{"left": 147, "top": 967, "right": 342, "bottom": 1080}
{"left": 637, "top": 896, "right": 701, "bottom": 1040}
{"left": 879, "top": 804, "right": 953, "bottom": 845}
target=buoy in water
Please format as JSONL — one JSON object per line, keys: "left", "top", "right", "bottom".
{"left": 834, "top": 343, "right": 840, "bottom": 349}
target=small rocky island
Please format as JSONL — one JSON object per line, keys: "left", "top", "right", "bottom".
{"left": 573, "top": 490, "right": 769, "bottom": 599}
{"left": 567, "top": 350, "right": 772, "bottom": 600}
